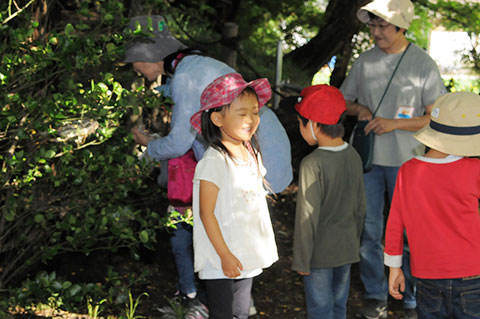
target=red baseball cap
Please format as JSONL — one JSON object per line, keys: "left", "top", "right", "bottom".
{"left": 295, "top": 84, "right": 346, "bottom": 125}
{"left": 190, "top": 72, "right": 271, "bottom": 133}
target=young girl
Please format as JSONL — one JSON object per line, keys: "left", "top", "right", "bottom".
{"left": 189, "top": 72, "right": 278, "bottom": 319}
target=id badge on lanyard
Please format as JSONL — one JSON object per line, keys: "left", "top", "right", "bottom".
{"left": 395, "top": 105, "right": 415, "bottom": 119}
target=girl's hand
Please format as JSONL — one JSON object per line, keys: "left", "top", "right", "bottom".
{"left": 131, "top": 126, "right": 154, "bottom": 146}
{"left": 220, "top": 252, "right": 243, "bottom": 278}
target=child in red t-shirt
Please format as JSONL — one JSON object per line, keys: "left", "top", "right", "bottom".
{"left": 384, "top": 92, "right": 480, "bottom": 319}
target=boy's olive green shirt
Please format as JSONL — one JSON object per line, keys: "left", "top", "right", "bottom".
{"left": 292, "top": 143, "right": 366, "bottom": 273}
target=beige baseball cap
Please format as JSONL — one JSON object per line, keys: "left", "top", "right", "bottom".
{"left": 357, "top": 0, "right": 414, "bottom": 29}
{"left": 414, "top": 92, "right": 480, "bottom": 157}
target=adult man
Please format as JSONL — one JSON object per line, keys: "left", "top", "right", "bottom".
{"left": 340, "top": 1, "right": 446, "bottom": 318}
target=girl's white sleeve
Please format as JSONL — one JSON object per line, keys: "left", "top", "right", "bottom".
{"left": 194, "top": 149, "right": 226, "bottom": 188}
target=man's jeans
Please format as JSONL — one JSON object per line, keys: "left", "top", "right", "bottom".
{"left": 170, "top": 222, "right": 196, "bottom": 295}
{"left": 361, "top": 165, "right": 416, "bottom": 308}
{"left": 303, "top": 264, "right": 351, "bottom": 319}
{"left": 416, "top": 277, "right": 480, "bottom": 319}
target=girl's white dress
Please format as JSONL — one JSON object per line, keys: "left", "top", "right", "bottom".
{"left": 192, "top": 146, "right": 278, "bottom": 280}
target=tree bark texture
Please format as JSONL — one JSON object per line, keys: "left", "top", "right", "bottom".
{"left": 285, "top": 0, "right": 371, "bottom": 81}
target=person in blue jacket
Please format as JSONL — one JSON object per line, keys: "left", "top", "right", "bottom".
{"left": 124, "top": 15, "right": 292, "bottom": 315}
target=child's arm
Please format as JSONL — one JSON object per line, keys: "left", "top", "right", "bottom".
{"left": 199, "top": 180, "right": 243, "bottom": 278}
{"left": 388, "top": 267, "right": 405, "bottom": 300}
{"left": 292, "top": 161, "right": 320, "bottom": 275}
{"left": 384, "top": 168, "right": 407, "bottom": 299}
{"left": 355, "top": 173, "right": 367, "bottom": 240}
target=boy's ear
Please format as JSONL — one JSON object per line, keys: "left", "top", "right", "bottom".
{"left": 210, "top": 111, "right": 223, "bottom": 127}
{"left": 296, "top": 115, "right": 304, "bottom": 126}
{"left": 311, "top": 121, "right": 322, "bottom": 134}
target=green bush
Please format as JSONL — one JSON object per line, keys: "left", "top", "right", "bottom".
{"left": 0, "top": 0, "right": 168, "bottom": 302}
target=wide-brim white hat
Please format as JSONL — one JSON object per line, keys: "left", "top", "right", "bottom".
{"left": 414, "top": 92, "right": 480, "bottom": 157}
{"left": 357, "top": 0, "right": 414, "bottom": 29}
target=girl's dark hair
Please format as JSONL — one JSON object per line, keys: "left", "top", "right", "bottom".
{"left": 297, "top": 111, "right": 347, "bottom": 138}
{"left": 163, "top": 48, "right": 203, "bottom": 76}
{"left": 200, "top": 105, "right": 229, "bottom": 156}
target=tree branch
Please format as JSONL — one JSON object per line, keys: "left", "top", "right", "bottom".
{"left": 2, "top": 0, "right": 37, "bottom": 25}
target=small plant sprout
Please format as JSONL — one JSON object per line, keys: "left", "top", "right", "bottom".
{"left": 87, "top": 297, "right": 106, "bottom": 319}
{"left": 125, "top": 290, "right": 149, "bottom": 319}
{"left": 156, "top": 296, "right": 189, "bottom": 319}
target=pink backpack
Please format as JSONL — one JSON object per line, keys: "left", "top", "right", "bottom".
{"left": 167, "top": 149, "right": 197, "bottom": 206}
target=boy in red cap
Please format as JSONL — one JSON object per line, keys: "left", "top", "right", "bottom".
{"left": 292, "top": 84, "right": 366, "bottom": 319}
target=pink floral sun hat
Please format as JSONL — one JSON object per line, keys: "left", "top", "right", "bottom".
{"left": 190, "top": 72, "right": 272, "bottom": 134}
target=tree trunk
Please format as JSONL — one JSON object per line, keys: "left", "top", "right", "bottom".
{"left": 221, "top": 22, "right": 239, "bottom": 69}
{"left": 285, "top": 0, "right": 370, "bottom": 82}
{"left": 330, "top": 40, "right": 353, "bottom": 88}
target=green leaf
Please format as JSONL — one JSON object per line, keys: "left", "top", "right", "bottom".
{"left": 126, "top": 155, "right": 135, "bottom": 165}
{"left": 52, "top": 281, "right": 63, "bottom": 290}
{"left": 45, "top": 150, "right": 56, "bottom": 159}
{"left": 129, "top": 249, "right": 140, "bottom": 261}
{"left": 139, "top": 230, "right": 149, "bottom": 243}
{"left": 34, "top": 214, "right": 45, "bottom": 223}
{"left": 76, "top": 24, "right": 90, "bottom": 31}
{"left": 106, "top": 43, "right": 115, "bottom": 52}
{"left": 68, "top": 284, "right": 81, "bottom": 296}
{"left": 64, "top": 23, "right": 75, "bottom": 36}
{"left": 104, "top": 13, "right": 114, "bottom": 23}
{"left": 98, "top": 82, "right": 109, "bottom": 93}
{"left": 62, "top": 281, "right": 72, "bottom": 289}
{"left": 5, "top": 210, "right": 15, "bottom": 222}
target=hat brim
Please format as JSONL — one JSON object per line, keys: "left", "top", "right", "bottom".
{"left": 124, "top": 36, "right": 187, "bottom": 63}
{"left": 414, "top": 125, "right": 480, "bottom": 157}
{"left": 357, "top": 7, "right": 409, "bottom": 29}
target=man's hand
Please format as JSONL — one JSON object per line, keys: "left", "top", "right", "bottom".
{"left": 357, "top": 106, "right": 373, "bottom": 121}
{"left": 221, "top": 252, "right": 243, "bottom": 278}
{"left": 346, "top": 101, "right": 373, "bottom": 121}
{"left": 297, "top": 271, "right": 310, "bottom": 276}
{"left": 389, "top": 267, "right": 405, "bottom": 300}
{"left": 365, "top": 117, "right": 398, "bottom": 135}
